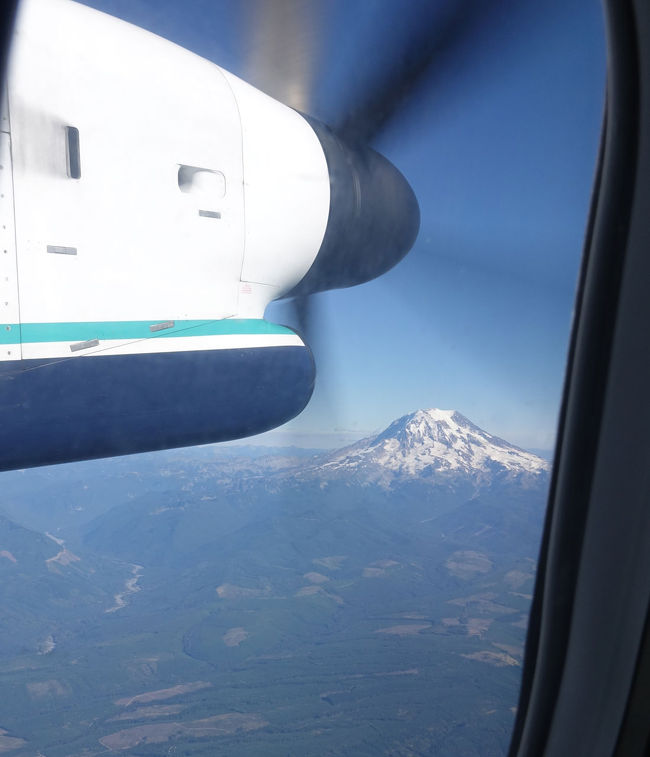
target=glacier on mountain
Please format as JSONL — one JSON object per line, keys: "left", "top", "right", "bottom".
{"left": 292, "top": 409, "right": 549, "bottom": 489}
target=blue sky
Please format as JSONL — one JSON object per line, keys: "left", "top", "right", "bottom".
{"left": 83, "top": 0, "right": 606, "bottom": 450}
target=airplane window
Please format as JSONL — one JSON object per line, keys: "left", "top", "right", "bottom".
{"left": 0, "top": 1, "right": 605, "bottom": 755}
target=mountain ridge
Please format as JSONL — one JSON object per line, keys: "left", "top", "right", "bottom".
{"left": 283, "top": 408, "right": 549, "bottom": 489}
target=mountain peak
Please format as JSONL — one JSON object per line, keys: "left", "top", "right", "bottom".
{"left": 415, "top": 408, "right": 457, "bottom": 422}
{"left": 311, "top": 408, "right": 549, "bottom": 487}
{"left": 375, "top": 408, "right": 487, "bottom": 448}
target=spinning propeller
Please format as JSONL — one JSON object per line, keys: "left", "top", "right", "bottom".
{"left": 241, "top": 0, "right": 505, "bottom": 344}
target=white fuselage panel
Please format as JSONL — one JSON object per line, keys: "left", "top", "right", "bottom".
{"left": 9, "top": 0, "right": 245, "bottom": 324}
{"left": 221, "top": 70, "right": 329, "bottom": 299}
{"left": 5, "top": 0, "right": 330, "bottom": 349}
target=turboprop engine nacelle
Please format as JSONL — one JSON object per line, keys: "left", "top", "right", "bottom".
{"left": 0, "top": 0, "right": 419, "bottom": 470}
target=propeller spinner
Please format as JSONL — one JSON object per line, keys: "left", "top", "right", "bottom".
{"left": 288, "top": 117, "right": 420, "bottom": 298}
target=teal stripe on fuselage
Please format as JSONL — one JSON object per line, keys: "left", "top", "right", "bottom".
{"left": 0, "top": 319, "right": 293, "bottom": 345}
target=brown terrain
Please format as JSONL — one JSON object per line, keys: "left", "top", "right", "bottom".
{"left": 100, "top": 712, "right": 268, "bottom": 750}
{"left": 445, "top": 550, "right": 493, "bottom": 579}
{"left": 109, "top": 704, "right": 187, "bottom": 721}
{"left": 223, "top": 627, "right": 249, "bottom": 647}
{"left": 115, "top": 681, "right": 211, "bottom": 707}
{"left": 0, "top": 729, "right": 26, "bottom": 753}
{"left": 376, "top": 623, "right": 431, "bottom": 636}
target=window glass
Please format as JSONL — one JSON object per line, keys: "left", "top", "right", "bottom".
{"left": 0, "top": 2, "right": 605, "bottom": 755}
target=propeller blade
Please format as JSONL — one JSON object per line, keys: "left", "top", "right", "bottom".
{"left": 240, "top": 0, "right": 510, "bottom": 368}
{"left": 287, "top": 294, "right": 315, "bottom": 346}
{"left": 241, "top": 0, "right": 325, "bottom": 112}
{"left": 336, "top": 0, "right": 510, "bottom": 145}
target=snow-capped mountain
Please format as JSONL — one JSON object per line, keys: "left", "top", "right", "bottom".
{"left": 293, "top": 409, "right": 549, "bottom": 488}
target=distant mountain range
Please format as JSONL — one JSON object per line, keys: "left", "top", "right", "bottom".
{"left": 282, "top": 408, "right": 549, "bottom": 488}
{"left": 75, "top": 408, "right": 550, "bottom": 569}
{"left": 0, "top": 408, "right": 551, "bottom": 756}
